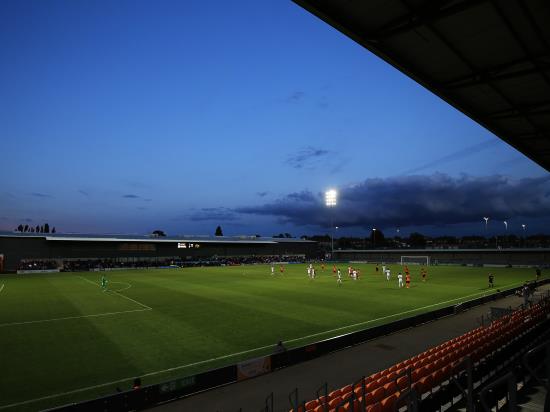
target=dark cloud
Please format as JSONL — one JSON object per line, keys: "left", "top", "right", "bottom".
{"left": 24, "top": 218, "right": 33, "bottom": 222}
{"left": 257, "top": 192, "right": 268, "bottom": 198}
{"left": 402, "top": 140, "right": 500, "bottom": 175}
{"left": 78, "top": 190, "right": 89, "bottom": 197}
{"left": 285, "top": 146, "right": 331, "bottom": 170}
{"left": 286, "top": 91, "right": 305, "bottom": 103}
{"left": 189, "top": 207, "right": 238, "bottom": 222}
{"left": 31, "top": 192, "right": 52, "bottom": 198}
{"left": 123, "top": 194, "right": 140, "bottom": 199}
{"left": 235, "top": 174, "right": 550, "bottom": 230}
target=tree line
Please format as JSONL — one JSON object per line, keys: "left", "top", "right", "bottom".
{"left": 15, "top": 223, "right": 56, "bottom": 233}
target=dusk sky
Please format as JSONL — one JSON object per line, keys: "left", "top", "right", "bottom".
{"left": 1, "top": 0, "right": 549, "bottom": 238}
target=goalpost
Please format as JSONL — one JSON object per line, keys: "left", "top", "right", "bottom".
{"left": 400, "top": 256, "right": 430, "bottom": 266}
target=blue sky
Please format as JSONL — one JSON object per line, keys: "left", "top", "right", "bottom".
{"left": 1, "top": 0, "right": 548, "bottom": 238}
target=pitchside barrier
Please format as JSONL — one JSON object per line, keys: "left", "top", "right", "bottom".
{"left": 46, "top": 279, "right": 550, "bottom": 412}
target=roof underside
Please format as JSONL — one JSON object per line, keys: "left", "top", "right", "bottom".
{"left": 293, "top": 0, "right": 550, "bottom": 171}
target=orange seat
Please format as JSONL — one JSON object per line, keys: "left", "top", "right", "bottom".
{"left": 396, "top": 376, "right": 409, "bottom": 391}
{"left": 383, "top": 381, "right": 398, "bottom": 397}
{"left": 341, "top": 384, "right": 353, "bottom": 395}
{"left": 366, "top": 402, "right": 381, "bottom": 412}
{"left": 370, "top": 371, "right": 383, "bottom": 381}
{"left": 328, "top": 396, "right": 343, "bottom": 408}
{"left": 417, "top": 375, "right": 433, "bottom": 395}
{"left": 362, "top": 392, "right": 374, "bottom": 406}
{"left": 380, "top": 393, "right": 399, "bottom": 412}
{"left": 305, "top": 399, "right": 319, "bottom": 410}
{"left": 376, "top": 376, "right": 389, "bottom": 387}
{"left": 371, "top": 387, "right": 385, "bottom": 403}
{"left": 365, "top": 381, "right": 378, "bottom": 393}
{"left": 329, "top": 389, "right": 342, "bottom": 400}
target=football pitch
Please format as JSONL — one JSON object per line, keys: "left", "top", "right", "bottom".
{"left": 0, "top": 263, "right": 542, "bottom": 411}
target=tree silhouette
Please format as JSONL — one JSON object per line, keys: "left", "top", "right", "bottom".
{"left": 44, "top": 223, "right": 50, "bottom": 233}
{"left": 408, "top": 232, "right": 426, "bottom": 247}
{"left": 52, "top": 227, "right": 56, "bottom": 233}
{"left": 152, "top": 230, "right": 166, "bottom": 237}
{"left": 215, "top": 226, "right": 223, "bottom": 236}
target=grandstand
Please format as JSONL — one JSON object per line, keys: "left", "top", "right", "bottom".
{"left": 0, "top": 231, "right": 318, "bottom": 273}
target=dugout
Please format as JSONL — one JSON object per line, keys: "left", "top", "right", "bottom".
{"left": 0, "top": 231, "right": 318, "bottom": 273}
{"left": 334, "top": 248, "right": 550, "bottom": 266}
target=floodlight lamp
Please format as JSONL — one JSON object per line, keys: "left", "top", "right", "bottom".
{"left": 325, "top": 189, "right": 337, "bottom": 207}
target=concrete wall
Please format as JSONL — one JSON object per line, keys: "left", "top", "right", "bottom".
{"left": 335, "top": 249, "right": 550, "bottom": 266}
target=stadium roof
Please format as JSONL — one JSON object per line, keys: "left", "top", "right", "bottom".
{"left": 0, "top": 231, "right": 315, "bottom": 244}
{"left": 293, "top": 0, "right": 550, "bottom": 171}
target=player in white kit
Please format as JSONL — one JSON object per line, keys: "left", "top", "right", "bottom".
{"left": 386, "top": 268, "right": 391, "bottom": 281}
{"left": 337, "top": 269, "right": 342, "bottom": 286}
{"left": 398, "top": 272, "right": 403, "bottom": 288}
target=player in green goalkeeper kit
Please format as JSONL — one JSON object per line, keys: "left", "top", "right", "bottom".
{"left": 101, "top": 275, "right": 107, "bottom": 290}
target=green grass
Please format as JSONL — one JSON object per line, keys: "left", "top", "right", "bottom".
{"left": 0, "top": 263, "right": 541, "bottom": 411}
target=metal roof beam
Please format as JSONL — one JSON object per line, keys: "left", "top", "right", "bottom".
{"left": 487, "top": 101, "right": 550, "bottom": 119}
{"left": 373, "top": 0, "right": 488, "bottom": 41}
{"left": 443, "top": 58, "right": 550, "bottom": 89}
{"left": 489, "top": 0, "right": 550, "bottom": 93}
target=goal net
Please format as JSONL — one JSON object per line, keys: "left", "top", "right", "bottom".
{"left": 400, "top": 256, "right": 430, "bottom": 266}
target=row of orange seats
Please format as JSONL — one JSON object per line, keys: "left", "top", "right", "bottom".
{"left": 291, "top": 301, "right": 549, "bottom": 412}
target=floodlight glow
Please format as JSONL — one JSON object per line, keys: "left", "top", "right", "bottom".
{"left": 325, "top": 189, "right": 337, "bottom": 207}
{"left": 503, "top": 221, "right": 508, "bottom": 229}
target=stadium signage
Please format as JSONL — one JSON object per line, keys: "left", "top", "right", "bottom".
{"left": 159, "top": 375, "right": 196, "bottom": 394}
{"left": 177, "top": 242, "right": 200, "bottom": 249}
{"left": 236, "top": 356, "right": 271, "bottom": 381}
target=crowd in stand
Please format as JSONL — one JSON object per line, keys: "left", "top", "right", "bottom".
{"left": 15, "top": 255, "right": 306, "bottom": 272}
{"left": 17, "top": 260, "right": 59, "bottom": 271}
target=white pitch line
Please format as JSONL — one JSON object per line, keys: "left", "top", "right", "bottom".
{"left": 109, "top": 281, "right": 132, "bottom": 292}
{"left": 0, "top": 308, "right": 150, "bottom": 328}
{"left": 0, "top": 284, "right": 4, "bottom": 293}
{"left": 0, "top": 281, "right": 524, "bottom": 411}
{"left": 78, "top": 275, "right": 151, "bottom": 310}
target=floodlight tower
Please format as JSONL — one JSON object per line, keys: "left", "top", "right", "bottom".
{"left": 372, "top": 228, "right": 377, "bottom": 249}
{"left": 325, "top": 189, "right": 337, "bottom": 257}
{"left": 522, "top": 224, "right": 526, "bottom": 247}
{"left": 483, "top": 217, "right": 489, "bottom": 232}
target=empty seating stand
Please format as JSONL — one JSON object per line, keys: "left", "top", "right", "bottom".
{"left": 289, "top": 299, "right": 550, "bottom": 412}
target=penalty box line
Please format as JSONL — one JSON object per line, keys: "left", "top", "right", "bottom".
{"left": 0, "top": 308, "right": 151, "bottom": 328}
{"left": 78, "top": 275, "right": 152, "bottom": 310}
{"left": 0, "top": 281, "right": 523, "bottom": 410}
